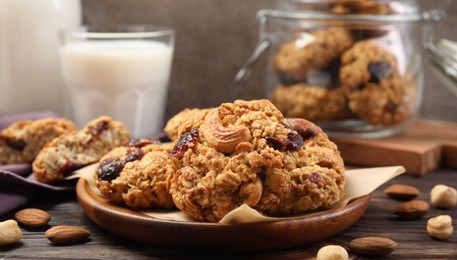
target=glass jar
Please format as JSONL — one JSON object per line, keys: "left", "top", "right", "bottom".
{"left": 236, "top": 0, "right": 446, "bottom": 138}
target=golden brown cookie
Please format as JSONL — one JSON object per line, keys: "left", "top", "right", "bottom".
{"left": 164, "top": 108, "right": 212, "bottom": 141}
{"left": 167, "top": 99, "right": 345, "bottom": 222}
{"left": 273, "top": 28, "right": 353, "bottom": 85}
{"left": 0, "top": 118, "right": 76, "bottom": 165}
{"left": 95, "top": 139, "right": 175, "bottom": 209}
{"left": 330, "top": 0, "right": 391, "bottom": 15}
{"left": 271, "top": 83, "right": 351, "bottom": 121}
{"left": 339, "top": 41, "right": 415, "bottom": 125}
{"left": 33, "top": 115, "right": 130, "bottom": 183}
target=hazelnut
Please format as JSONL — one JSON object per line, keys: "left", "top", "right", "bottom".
{"left": 0, "top": 220, "right": 22, "bottom": 246}
{"left": 430, "top": 184, "right": 457, "bottom": 209}
{"left": 427, "top": 215, "right": 453, "bottom": 240}
{"left": 317, "top": 245, "right": 349, "bottom": 260}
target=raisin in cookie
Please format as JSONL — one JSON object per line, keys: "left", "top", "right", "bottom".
{"left": 339, "top": 41, "right": 415, "bottom": 125}
{"left": 167, "top": 99, "right": 345, "bottom": 222}
{"left": 271, "top": 83, "right": 351, "bottom": 121}
{"left": 33, "top": 116, "right": 130, "bottom": 183}
{"left": 95, "top": 139, "right": 175, "bottom": 209}
{"left": 0, "top": 118, "right": 76, "bottom": 165}
{"left": 273, "top": 28, "right": 353, "bottom": 85}
{"left": 164, "top": 108, "right": 212, "bottom": 141}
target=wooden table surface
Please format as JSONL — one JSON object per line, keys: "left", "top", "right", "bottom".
{"left": 1, "top": 168, "right": 456, "bottom": 259}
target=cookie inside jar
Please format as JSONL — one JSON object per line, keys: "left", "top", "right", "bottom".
{"left": 264, "top": 0, "right": 424, "bottom": 138}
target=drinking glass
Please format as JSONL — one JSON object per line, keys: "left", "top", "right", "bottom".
{"left": 59, "top": 25, "right": 174, "bottom": 138}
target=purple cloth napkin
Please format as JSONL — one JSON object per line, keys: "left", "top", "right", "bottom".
{"left": 0, "top": 111, "right": 75, "bottom": 216}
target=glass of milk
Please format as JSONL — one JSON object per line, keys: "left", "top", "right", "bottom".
{"left": 59, "top": 25, "right": 174, "bottom": 138}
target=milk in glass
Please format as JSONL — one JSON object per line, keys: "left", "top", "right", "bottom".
{"left": 59, "top": 40, "right": 173, "bottom": 138}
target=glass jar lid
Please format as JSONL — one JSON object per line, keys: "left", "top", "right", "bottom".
{"left": 278, "top": 0, "right": 421, "bottom": 17}
{"left": 270, "top": 0, "right": 443, "bottom": 25}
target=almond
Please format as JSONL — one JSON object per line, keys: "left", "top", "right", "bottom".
{"left": 45, "top": 226, "right": 91, "bottom": 245}
{"left": 394, "top": 200, "right": 429, "bottom": 219}
{"left": 15, "top": 208, "right": 51, "bottom": 228}
{"left": 348, "top": 237, "right": 397, "bottom": 257}
{"left": 384, "top": 184, "right": 420, "bottom": 201}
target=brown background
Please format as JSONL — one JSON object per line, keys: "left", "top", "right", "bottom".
{"left": 81, "top": 0, "right": 457, "bottom": 123}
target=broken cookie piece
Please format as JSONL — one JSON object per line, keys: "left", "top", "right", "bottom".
{"left": 32, "top": 116, "right": 130, "bottom": 183}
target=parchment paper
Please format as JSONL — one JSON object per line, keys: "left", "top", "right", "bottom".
{"left": 72, "top": 164, "right": 405, "bottom": 224}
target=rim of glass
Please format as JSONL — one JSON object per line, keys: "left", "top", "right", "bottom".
{"left": 60, "top": 25, "right": 174, "bottom": 39}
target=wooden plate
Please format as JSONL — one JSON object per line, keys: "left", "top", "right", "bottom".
{"left": 76, "top": 178, "right": 371, "bottom": 251}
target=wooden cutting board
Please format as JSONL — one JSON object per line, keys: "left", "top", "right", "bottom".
{"left": 331, "top": 119, "right": 457, "bottom": 175}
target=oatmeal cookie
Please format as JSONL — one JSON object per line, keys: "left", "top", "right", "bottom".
{"left": 33, "top": 115, "right": 130, "bottom": 183}
{"left": 329, "top": 1, "right": 392, "bottom": 40}
{"left": 0, "top": 118, "right": 76, "bottom": 165}
{"left": 95, "top": 139, "right": 175, "bottom": 209}
{"left": 330, "top": 0, "right": 391, "bottom": 15}
{"left": 167, "top": 99, "right": 345, "bottom": 222}
{"left": 271, "top": 83, "right": 351, "bottom": 121}
{"left": 339, "top": 41, "right": 414, "bottom": 125}
{"left": 273, "top": 28, "right": 353, "bottom": 85}
{"left": 164, "top": 108, "right": 212, "bottom": 141}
